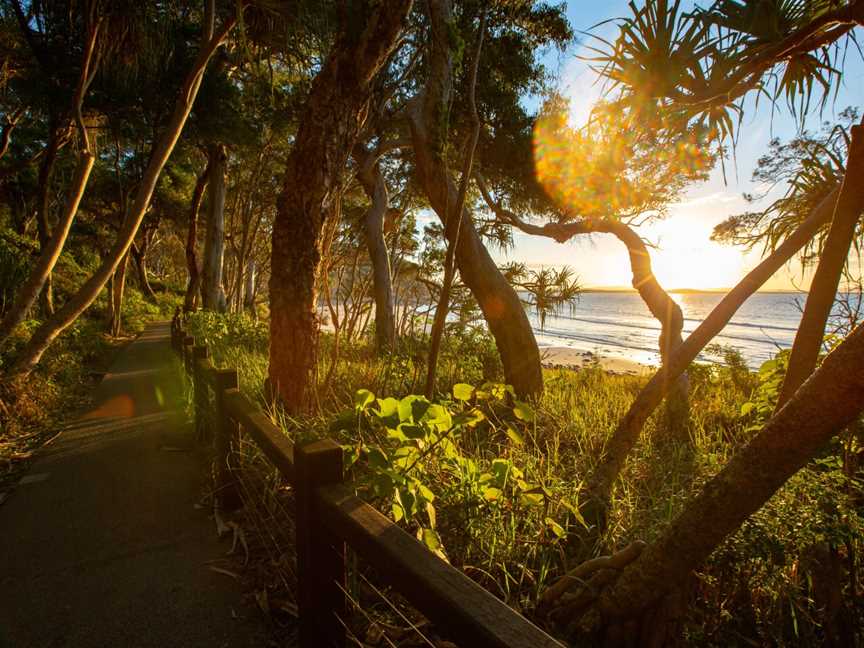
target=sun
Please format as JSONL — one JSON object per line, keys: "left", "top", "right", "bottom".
{"left": 644, "top": 217, "right": 744, "bottom": 291}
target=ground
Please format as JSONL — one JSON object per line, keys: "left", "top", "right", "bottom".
{"left": 0, "top": 322, "right": 269, "bottom": 648}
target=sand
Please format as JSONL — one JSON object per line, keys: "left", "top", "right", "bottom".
{"left": 538, "top": 346, "right": 654, "bottom": 376}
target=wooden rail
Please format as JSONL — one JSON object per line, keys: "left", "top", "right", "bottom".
{"left": 170, "top": 315, "right": 564, "bottom": 648}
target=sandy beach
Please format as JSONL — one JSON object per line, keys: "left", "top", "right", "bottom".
{"left": 539, "top": 346, "right": 654, "bottom": 376}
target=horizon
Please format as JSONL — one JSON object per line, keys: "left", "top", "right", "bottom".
{"left": 483, "top": 0, "right": 864, "bottom": 293}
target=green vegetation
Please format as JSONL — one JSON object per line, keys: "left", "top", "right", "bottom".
{"left": 186, "top": 310, "right": 864, "bottom": 645}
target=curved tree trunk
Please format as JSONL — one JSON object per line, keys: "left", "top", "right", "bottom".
{"left": 9, "top": 4, "right": 237, "bottom": 378}
{"left": 202, "top": 142, "right": 227, "bottom": 311}
{"left": 408, "top": 0, "right": 542, "bottom": 398}
{"left": 357, "top": 157, "right": 396, "bottom": 353}
{"left": 584, "top": 186, "right": 841, "bottom": 526}
{"left": 183, "top": 163, "right": 209, "bottom": 312}
{"left": 775, "top": 123, "right": 864, "bottom": 409}
{"left": 34, "top": 123, "right": 63, "bottom": 317}
{"left": 585, "top": 321, "right": 864, "bottom": 636}
{"left": 268, "top": 0, "right": 413, "bottom": 413}
{"left": 0, "top": 152, "right": 94, "bottom": 347}
{"left": 131, "top": 237, "right": 157, "bottom": 302}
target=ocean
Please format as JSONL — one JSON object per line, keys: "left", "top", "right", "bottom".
{"left": 526, "top": 291, "right": 860, "bottom": 369}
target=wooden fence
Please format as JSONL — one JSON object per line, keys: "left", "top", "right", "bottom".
{"left": 170, "top": 315, "right": 564, "bottom": 648}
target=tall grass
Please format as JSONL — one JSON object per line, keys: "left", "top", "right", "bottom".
{"left": 185, "top": 311, "right": 864, "bottom": 645}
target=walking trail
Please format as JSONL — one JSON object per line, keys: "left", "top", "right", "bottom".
{"left": 0, "top": 321, "right": 268, "bottom": 647}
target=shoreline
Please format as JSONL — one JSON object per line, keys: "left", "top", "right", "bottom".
{"left": 539, "top": 346, "right": 654, "bottom": 376}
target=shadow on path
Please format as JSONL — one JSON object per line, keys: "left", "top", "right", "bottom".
{"left": 0, "top": 321, "right": 268, "bottom": 648}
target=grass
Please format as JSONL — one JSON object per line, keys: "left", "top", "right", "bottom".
{"left": 185, "top": 311, "right": 864, "bottom": 646}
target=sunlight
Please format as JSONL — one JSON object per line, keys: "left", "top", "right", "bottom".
{"left": 643, "top": 216, "right": 744, "bottom": 290}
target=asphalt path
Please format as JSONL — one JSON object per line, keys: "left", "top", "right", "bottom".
{"left": 0, "top": 321, "right": 268, "bottom": 647}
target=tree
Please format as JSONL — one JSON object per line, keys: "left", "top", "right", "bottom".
{"left": 408, "top": 0, "right": 544, "bottom": 398}
{"left": 568, "top": 320, "right": 864, "bottom": 643}
{"left": 9, "top": 0, "right": 239, "bottom": 377}
{"left": 581, "top": 0, "right": 864, "bottom": 518}
{"left": 268, "top": 0, "right": 414, "bottom": 412}
{"left": 0, "top": 3, "right": 102, "bottom": 348}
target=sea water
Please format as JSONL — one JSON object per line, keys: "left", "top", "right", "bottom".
{"left": 528, "top": 291, "right": 861, "bottom": 369}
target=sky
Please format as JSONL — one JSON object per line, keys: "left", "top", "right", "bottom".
{"left": 488, "top": 1, "right": 864, "bottom": 291}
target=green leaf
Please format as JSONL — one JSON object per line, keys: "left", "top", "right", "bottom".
{"left": 425, "top": 501, "right": 437, "bottom": 528}
{"left": 354, "top": 389, "right": 375, "bottom": 410}
{"left": 740, "top": 402, "right": 755, "bottom": 416}
{"left": 483, "top": 487, "right": 503, "bottom": 502}
{"left": 399, "top": 423, "right": 427, "bottom": 440}
{"left": 545, "top": 517, "right": 566, "bottom": 539}
{"left": 506, "top": 426, "right": 524, "bottom": 445}
{"left": 366, "top": 447, "right": 388, "bottom": 469}
{"left": 376, "top": 397, "right": 400, "bottom": 417}
{"left": 453, "top": 383, "right": 474, "bottom": 401}
{"left": 513, "top": 401, "right": 536, "bottom": 423}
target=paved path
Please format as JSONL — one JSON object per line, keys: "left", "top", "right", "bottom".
{"left": 0, "top": 321, "right": 268, "bottom": 648}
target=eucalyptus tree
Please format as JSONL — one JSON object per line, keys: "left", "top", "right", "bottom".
{"left": 0, "top": 0, "right": 105, "bottom": 347}
{"left": 267, "top": 0, "right": 414, "bottom": 412}
{"left": 405, "top": 0, "right": 572, "bottom": 398}
{"left": 10, "top": 0, "right": 241, "bottom": 377}
{"left": 578, "top": 0, "right": 864, "bottom": 521}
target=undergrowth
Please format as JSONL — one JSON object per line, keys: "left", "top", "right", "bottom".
{"left": 185, "top": 311, "right": 864, "bottom": 647}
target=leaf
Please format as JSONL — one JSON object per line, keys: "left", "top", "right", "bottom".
{"left": 366, "top": 447, "right": 389, "bottom": 469}
{"left": 513, "top": 401, "right": 536, "bottom": 423}
{"left": 354, "top": 389, "right": 375, "bottom": 410}
{"left": 561, "top": 498, "right": 587, "bottom": 529}
{"left": 399, "top": 423, "right": 427, "bottom": 440}
{"left": 483, "top": 487, "right": 502, "bottom": 502}
{"left": 426, "top": 501, "right": 437, "bottom": 528}
{"left": 376, "top": 397, "right": 400, "bottom": 418}
{"left": 545, "top": 517, "right": 566, "bottom": 539}
{"left": 740, "top": 402, "right": 755, "bottom": 416}
{"left": 506, "top": 426, "right": 524, "bottom": 445}
{"left": 453, "top": 383, "right": 474, "bottom": 401}
{"left": 420, "top": 527, "right": 448, "bottom": 561}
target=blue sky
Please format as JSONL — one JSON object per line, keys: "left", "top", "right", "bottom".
{"left": 489, "top": 1, "right": 864, "bottom": 290}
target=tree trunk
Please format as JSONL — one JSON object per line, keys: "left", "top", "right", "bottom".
{"left": 408, "top": 0, "right": 542, "bottom": 398}
{"left": 244, "top": 259, "right": 256, "bottom": 313}
{"left": 776, "top": 123, "right": 864, "bottom": 408}
{"left": 108, "top": 252, "right": 129, "bottom": 337}
{"left": 131, "top": 242, "right": 156, "bottom": 301}
{"left": 202, "top": 142, "right": 227, "bottom": 311}
{"left": 0, "top": 151, "right": 94, "bottom": 348}
{"left": 183, "top": 163, "right": 209, "bottom": 312}
{"left": 34, "top": 123, "right": 63, "bottom": 317}
{"left": 585, "top": 321, "right": 864, "bottom": 633}
{"left": 9, "top": 5, "right": 237, "bottom": 378}
{"left": 584, "top": 187, "right": 841, "bottom": 526}
{"left": 268, "top": 0, "right": 413, "bottom": 412}
{"left": 357, "top": 157, "right": 396, "bottom": 352}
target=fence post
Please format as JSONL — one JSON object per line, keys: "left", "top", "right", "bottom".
{"left": 295, "top": 439, "right": 346, "bottom": 648}
{"left": 212, "top": 368, "right": 241, "bottom": 510}
{"left": 192, "top": 345, "right": 209, "bottom": 440}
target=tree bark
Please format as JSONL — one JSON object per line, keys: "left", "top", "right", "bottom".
{"left": 268, "top": 0, "right": 413, "bottom": 412}
{"left": 243, "top": 259, "right": 256, "bottom": 312}
{"left": 776, "top": 123, "right": 864, "bottom": 408}
{"left": 356, "top": 151, "right": 396, "bottom": 353}
{"left": 202, "top": 142, "right": 227, "bottom": 311}
{"left": 108, "top": 251, "right": 129, "bottom": 337}
{"left": 131, "top": 242, "right": 156, "bottom": 301}
{"left": 408, "top": 0, "right": 542, "bottom": 398}
{"left": 9, "top": 3, "right": 237, "bottom": 378}
{"left": 584, "top": 186, "right": 841, "bottom": 525}
{"left": 183, "top": 163, "right": 209, "bottom": 312}
{"left": 589, "top": 321, "right": 864, "bottom": 629}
